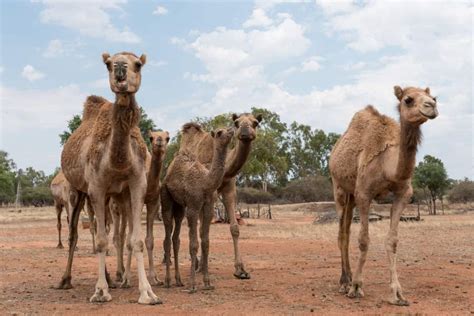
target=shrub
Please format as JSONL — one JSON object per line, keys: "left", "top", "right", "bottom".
{"left": 281, "top": 175, "right": 333, "bottom": 203}
{"left": 237, "top": 187, "right": 275, "bottom": 204}
{"left": 448, "top": 179, "right": 474, "bottom": 203}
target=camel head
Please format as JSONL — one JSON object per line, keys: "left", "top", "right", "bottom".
{"left": 211, "top": 127, "right": 235, "bottom": 148}
{"left": 231, "top": 113, "right": 263, "bottom": 142}
{"left": 394, "top": 86, "right": 438, "bottom": 125}
{"left": 148, "top": 130, "right": 170, "bottom": 156}
{"left": 102, "top": 52, "right": 146, "bottom": 94}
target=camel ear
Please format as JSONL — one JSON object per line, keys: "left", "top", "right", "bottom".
{"left": 425, "top": 87, "right": 431, "bottom": 95}
{"left": 210, "top": 131, "right": 215, "bottom": 138}
{"left": 394, "top": 85, "right": 403, "bottom": 101}
{"left": 256, "top": 114, "right": 263, "bottom": 122}
{"left": 102, "top": 52, "right": 111, "bottom": 64}
{"left": 232, "top": 113, "right": 239, "bottom": 121}
{"left": 139, "top": 54, "right": 147, "bottom": 66}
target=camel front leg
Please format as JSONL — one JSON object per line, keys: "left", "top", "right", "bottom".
{"left": 187, "top": 212, "right": 199, "bottom": 293}
{"left": 88, "top": 189, "right": 112, "bottom": 303}
{"left": 220, "top": 181, "right": 250, "bottom": 279}
{"left": 145, "top": 198, "right": 163, "bottom": 285}
{"left": 200, "top": 201, "right": 215, "bottom": 290}
{"left": 385, "top": 185, "right": 412, "bottom": 306}
{"left": 172, "top": 204, "right": 185, "bottom": 287}
{"left": 348, "top": 192, "right": 371, "bottom": 299}
{"left": 55, "top": 190, "right": 85, "bottom": 289}
{"left": 129, "top": 177, "right": 161, "bottom": 305}
{"left": 161, "top": 188, "right": 174, "bottom": 288}
{"left": 111, "top": 199, "right": 126, "bottom": 282}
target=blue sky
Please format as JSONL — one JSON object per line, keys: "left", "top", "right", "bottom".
{"left": 0, "top": 0, "right": 472, "bottom": 180}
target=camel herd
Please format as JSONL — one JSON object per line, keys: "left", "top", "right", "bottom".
{"left": 50, "top": 51, "right": 438, "bottom": 306}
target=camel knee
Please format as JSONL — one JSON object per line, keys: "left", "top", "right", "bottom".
{"left": 358, "top": 236, "right": 369, "bottom": 252}
{"left": 131, "top": 237, "right": 144, "bottom": 253}
{"left": 230, "top": 224, "right": 239, "bottom": 238}
{"left": 385, "top": 236, "right": 399, "bottom": 254}
{"left": 96, "top": 236, "right": 108, "bottom": 253}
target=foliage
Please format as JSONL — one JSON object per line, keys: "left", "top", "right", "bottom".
{"left": 16, "top": 167, "right": 54, "bottom": 206}
{"left": 0, "top": 151, "right": 16, "bottom": 204}
{"left": 59, "top": 107, "right": 156, "bottom": 147}
{"left": 413, "top": 155, "right": 450, "bottom": 215}
{"left": 280, "top": 175, "right": 334, "bottom": 203}
{"left": 237, "top": 187, "right": 275, "bottom": 204}
{"left": 447, "top": 178, "right": 474, "bottom": 203}
{"left": 288, "top": 122, "right": 340, "bottom": 178}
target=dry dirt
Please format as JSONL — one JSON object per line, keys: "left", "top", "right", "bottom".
{"left": 0, "top": 206, "right": 473, "bottom": 315}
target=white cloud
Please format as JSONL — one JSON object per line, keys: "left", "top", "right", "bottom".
{"left": 243, "top": 8, "right": 273, "bottom": 28}
{"left": 0, "top": 84, "right": 86, "bottom": 131}
{"left": 37, "top": 0, "right": 141, "bottom": 43}
{"left": 149, "top": 60, "right": 168, "bottom": 67}
{"left": 21, "top": 65, "right": 45, "bottom": 81}
{"left": 153, "top": 5, "right": 168, "bottom": 16}
{"left": 301, "top": 55, "right": 323, "bottom": 72}
{"left": 43, "top": 39, "right": 83, "bottom": 58}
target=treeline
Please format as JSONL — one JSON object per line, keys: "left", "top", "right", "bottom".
{"left": 0, "top": 151, "right": 57, "bottom": 206}
{"left": 1, "top": 107, "right": 473, "bottom": 208}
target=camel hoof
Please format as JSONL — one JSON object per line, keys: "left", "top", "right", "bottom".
{"left": 115, "top": 272, "right": 123, "bottom": 283}
{"left": 138, "top": 295, "right": 162, "bottom": 305}
{"left": 347, "top": 285, "right": 364, "bottom": 299}
{"left": 187, "top": 287, "right": 197, "bottom": 294}
{"left": 90, "top": 289, "right": 112, "bottom": 303}
{"left": 202, "top": 284, "right": 215, "bottom": 291}
{"left": 149, "top": 276, "right": 164, "bottom": 286}
{"left": 339, "top": 283, "right": 351, "bottom": 294}
{"left": 388, "top": 298, "right": 410, "bottom": 306}
{"left": 57, "top": 243, "right": 64, "bottom": 249}
{"left": 176, "top": 280, "right": 184, "bottom": 287}
{"left": 233, "top": 271, "right": 251, "bottom": 280}
{"left": 55, "top": 277, "right": 72, "bottom": 290}
{"left": 120, "top": 279, "right": 131, "bottom": 288}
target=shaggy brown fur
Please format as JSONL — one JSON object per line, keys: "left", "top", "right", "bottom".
{"left": 161, "top": 126, "right": 234, "bottom": 292}
{"left": 329, "top": 86, "right": 438, "bottom": 306}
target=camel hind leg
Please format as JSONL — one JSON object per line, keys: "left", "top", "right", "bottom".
{"left": 172, "top": 202, "right": 185, "bottom": 287}
{"left": 55, "top": 190, "right": 85, "bottom": 289}
{"left": 334, "top": 183, "right": 355, "bottom": 294}
{"left": 55, "top": 202, "right": 64, "bottom": 249}
{"left": 145, "top": 198, "right": 163, "bottom": 285}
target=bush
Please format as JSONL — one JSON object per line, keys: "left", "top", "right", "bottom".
{"left": 448, "top": 179, "right": 474, "bottom": 203}
{"left": 281, "top": 175, "right": 333, "bottom": 203}
{"left": 237, "top": 187, "right": 275, "bottom": 204}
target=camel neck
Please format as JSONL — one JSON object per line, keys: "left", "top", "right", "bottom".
{"left": 146, "top": 151, "right": 165, "bottom": 196}
{"left": 395, "top": 120, "right": 421, "bottom": 181}
{"left": 207, "top": 144, "right": 229, "bottom": 190}
{"left": 224, "top": 140, "right": 252, "bottom": 178}
{"left": 109, "top": 93, "right": 139, "bottom": 169}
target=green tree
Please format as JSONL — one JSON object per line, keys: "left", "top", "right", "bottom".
{"left": 288, "top": 122, "right": 340, "bottom": 178}
{"left": 413, "top": 155, "right": 450, "bottom": 215}
{"left": 15, "top": 167, "right": 54, "bottom": 206}
{"left": 448, "top": 178, "right": 474, "bottom": 203}
{"left": 0, "top": 151, "right": 16, "bottom": 204}
{"left": 59, "top": 108, "right": 156, "bottom": 147}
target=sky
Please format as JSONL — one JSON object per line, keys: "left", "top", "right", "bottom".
{"left": 0, "top": 0, "right": 472, "bottom": 180}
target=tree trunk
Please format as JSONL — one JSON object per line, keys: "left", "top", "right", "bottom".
{"left": 432, "top": 196, "right": 437, "bottom": 215}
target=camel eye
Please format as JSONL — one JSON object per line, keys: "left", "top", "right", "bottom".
{"left": 135, "top": 62, "right": 142, "bottom": 72}
{"left": 405, "top": 97, "right": 414, "bottom": 107}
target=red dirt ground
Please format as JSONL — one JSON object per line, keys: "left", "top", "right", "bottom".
{"left": 0, "top": 207, "right": 473, "bottom": 315}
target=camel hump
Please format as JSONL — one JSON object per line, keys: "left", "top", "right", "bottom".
{"left": 83, "top": 95, "right": 109, "bottom": 121}
{"left": 182, "top": 122, "right": 203, "bottom": 133}
{"left": 50, "top": 170, "right": 66, "bottom": 187}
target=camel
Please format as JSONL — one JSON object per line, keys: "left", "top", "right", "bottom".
{"left": 144, "top": 130, "right": 170, "bottom": 285}
{"left": 112, "top": 130, "right": 170, "bottom": 285}
{"left": 50, "top": 170, "right": 99, "bottom": 252}
{"left": 50, "top": 170, "right": 71, "bottom": 249}
{"left": 186, "top": 113, "right": 262, "bottom": 279}
{"left": 58, "top": 51, "right": 160, "bottom": 305}
{"left": 329, "top": 86, "right": 438, "bottom": 306}
{"left": 161, "top": 124, "right": 234, "bottom": 292}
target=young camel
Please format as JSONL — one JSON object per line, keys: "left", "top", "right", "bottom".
{"left": 329, "top": 86, "right": 438, "bottom": 306}
{"left": 186, "top": 113, "right": 262, "bottom": 279}
{"left": 58, "top": 51, "right": 160, "bottom": 305}
{"left": 50, "top": 170, "right": 99, "bottom": 251}
{"left": 110, "top": 130, "right": 169, "bottom": 285}
{"left": 161, "top": 124, "right": 234, "bottom": 292}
